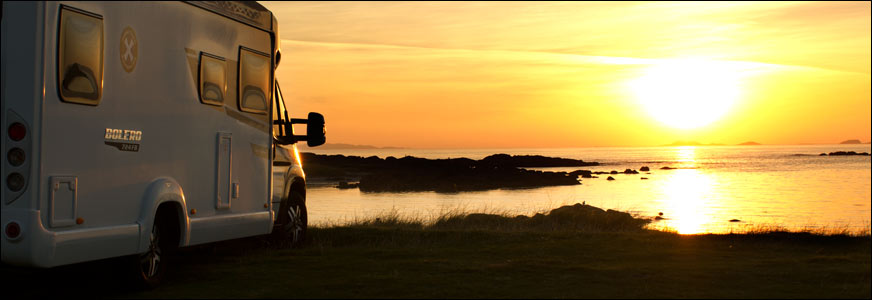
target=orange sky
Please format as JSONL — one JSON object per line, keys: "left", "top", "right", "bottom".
{"left": 261, "top": 1, "right": 871, "bottom": 148}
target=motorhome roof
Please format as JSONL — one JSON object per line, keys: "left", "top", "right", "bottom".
{"left": 186, "top": 1, "right": 273, "bottom": 32}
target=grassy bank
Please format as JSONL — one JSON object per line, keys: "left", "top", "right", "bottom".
{"left": 4, "top": 204, "right": 870, "bottom": 299}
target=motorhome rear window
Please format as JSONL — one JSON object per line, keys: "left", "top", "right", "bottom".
{"left": 237, "top": 47, "right": 270, "bottom": 114}
{"left": 199, "top": 52, "right": 226, "bottom": 106}
{"left": 57, "top": 6, "right": 103, "bottom": 105}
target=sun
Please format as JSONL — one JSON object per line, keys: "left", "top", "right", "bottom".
{"left": 628, "top": 58, "right": 743, "bottom": 130}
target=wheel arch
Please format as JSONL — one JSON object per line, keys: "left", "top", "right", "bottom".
{"left": 273, "top": 175, "right": 305, "bottom": 229}
{"left": 289, "top": 177, "right": 306, "bottom": 202}
{"left": 137, "top": 177, "right": 190, "bottom": 253}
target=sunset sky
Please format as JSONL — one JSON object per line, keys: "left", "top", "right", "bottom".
{"left": 261, "top": 1, "right": 871, "bottom": 149}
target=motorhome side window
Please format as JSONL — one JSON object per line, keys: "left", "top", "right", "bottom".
{"left": 238, "top": 48, "right": 270, "bottom": 114}
{"left": 57, "top": 7, "right": 103, "bottom": 105}
{"left": 199, "top": 53, "right": 226, "bottom": 106}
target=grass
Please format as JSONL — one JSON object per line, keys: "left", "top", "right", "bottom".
{"left": 3, "top": 204, "right": 870, "bottom": 299}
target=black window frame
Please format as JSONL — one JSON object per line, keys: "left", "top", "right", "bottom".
{"left": 198, "top": 52, "right": 227, "bottom": 106}
{"left": 56, "top": 5, "right": 104, "bottom": 106}
{"left": 236, "top": 46, "right": 271, "bottom": 115}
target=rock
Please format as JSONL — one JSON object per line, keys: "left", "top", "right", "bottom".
{"left": 660, "top": 166, "right": 675, "bottom": 170}
{"left": 640, "top": 177, "right": 648, "bottom": 180}
{"left": 819, "top": 153, "right": 828, "bottom": 156}
{"left": 623, "top": 169, "right": 638, "bottom": 174}
{"left": 839, "top": 139, "right": 862, "bottom": 144}
{"left": 827, "top": 151, "right": 870, "bottom": 156}
{"left": 610, "top": 170, "right": 618, "bottom": 174}
{"left": 569, "top": 170, "right": 593, "bottom": 178}
{"left": 640, "top": 166, "right": 649, "bottom": 171}
{"left": 336, "top": 181, "right": 359, "bottom": 189}
{"left": 607, "top": 176, "right": 615, "bottom": 181}
{"left": 480, "top": 154, "right": 599, "bottom": 167}
{"left": 304, "top": 152, "right": 600, "bottom": 193}
{"left": 729, "top": 219, "right": 741, "bottom": 222}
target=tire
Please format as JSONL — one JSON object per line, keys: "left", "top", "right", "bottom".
{"left": 273, "top": 191, "right": 307, "bottom": 248}
{"left": 131, "top": 220, "right": 167, "bottom": 289}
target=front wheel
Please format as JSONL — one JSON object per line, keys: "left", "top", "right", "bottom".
{"left": 273, "top": 191, "right": 307, "bottom": 248}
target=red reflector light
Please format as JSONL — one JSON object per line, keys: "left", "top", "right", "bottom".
{"left": 5, "top": 222, "right": 21, "bottom": 239}
{"left": 8, "top": 122, "right": 26, "bottom": 141}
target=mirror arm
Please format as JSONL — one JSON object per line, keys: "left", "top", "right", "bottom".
{"left": 275, "top": 136, "right": 296, "bottom": 145}
{"left": 275, "top": 113, "right": 324, "bottom": 147}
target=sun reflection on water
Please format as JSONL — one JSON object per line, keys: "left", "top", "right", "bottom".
{"left": 674, "top": 146, "right": 697, "bottom": 168}
{"left": 657, "top": 147, "right": 715, "bottom": 234}
{"left": 660, "top": 169, "right": 714, "bottom": 234}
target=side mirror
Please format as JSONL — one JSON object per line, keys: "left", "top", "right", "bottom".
{"left": 283, "top": 112, "right": 326, "bottom": 147}
{"left": 305, "top": 112, "right": 326, "bottom": 147}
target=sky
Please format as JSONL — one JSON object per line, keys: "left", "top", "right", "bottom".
{"left": 261, "top": 1, "right": 871, "bottom": 148}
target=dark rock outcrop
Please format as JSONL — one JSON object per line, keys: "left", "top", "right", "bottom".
{"left": 301, "top": 152, "right": 599, "bottom": 193}
{"left": 358, "top": 167, "right": 580, "bottom": 193}
{"left": 640, "top": 166, "right": 650, "bottom": 171}
{"left": 479, "top": 154, "right": 599, "bottom": 168}
{"left": 336, "top": 182, "right": 359, "bottom": 189}
{"left": 569, "top": 170, "right": 594, "bottom": 178}
{"left": 659, "top": 166, "right": 697, "bottom": 170}
{"left": 432, "top": 203, "right": 651, "bottom": 232}
{"left": 825, "top": 151, "right": 870, "bottom": 156}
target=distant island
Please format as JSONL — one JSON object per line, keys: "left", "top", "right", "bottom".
{"left": 737, "top": 141, "right": 761, "bottom": 146}
{"left": 297, "top": 143, "right": 405, "bottom": 150}
{"left": 839, "top": 139, "right": 862, "bottom": 144}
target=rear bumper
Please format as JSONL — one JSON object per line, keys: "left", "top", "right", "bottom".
{"left": 2, "top": 208, "right": 140, "bottom": 268}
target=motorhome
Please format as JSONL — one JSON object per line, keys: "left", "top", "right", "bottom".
{"left": 1, "top": 1, "right": 325, "bottom": 287}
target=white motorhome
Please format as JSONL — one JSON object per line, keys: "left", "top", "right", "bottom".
{"left": 1, "top": 1, "right": 325, "bottom": 287}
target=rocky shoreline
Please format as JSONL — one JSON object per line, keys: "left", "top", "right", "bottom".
{"left": 301, "top": 153, "right": 600, "bottom": 193}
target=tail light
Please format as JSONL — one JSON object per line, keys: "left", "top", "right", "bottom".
{"left": 8, "top": 122, "right": 26, "bottom": 141}
{"left": 5, "top": 222, "right": 21, "bottom": 240}
{"left": 6, "top": 173, "right": 25, "bottom": 191}
{"left": 5, "top": 113, "right": 31, "bottom": 203}
{"left": 7, "top": 148, "right": 25, "bottom": 166}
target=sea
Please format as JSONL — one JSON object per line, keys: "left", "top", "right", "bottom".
{"left": 300, "top": 144, "right": 871, "bottom": 234}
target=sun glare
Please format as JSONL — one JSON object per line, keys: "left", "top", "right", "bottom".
{"left": 662, "top": 168, "right": 713, "bottom": 234}
{"left": 629, "top": 58, "right": 744, "bottom": 130}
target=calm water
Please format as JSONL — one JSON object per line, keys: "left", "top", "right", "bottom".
{"left": 301, "top": 144, "right": 871, "bottom": 234}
